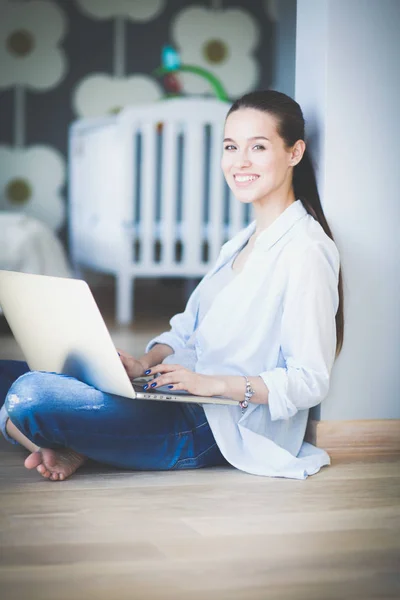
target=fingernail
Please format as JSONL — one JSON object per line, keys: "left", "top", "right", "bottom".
{"left": 150, "top": 382, "right": 157, "bottom": 388}
{"left": 145, "top": 369, "right": 151, "bottom": 375}
{"left": 118, "top": 352, "right": 121, "bottom": 356}
{"left": 168, "top": 385, "right": 174, "bottom": 389}
{"left": 143, "top": 384, "right": 149, "bottom": 390}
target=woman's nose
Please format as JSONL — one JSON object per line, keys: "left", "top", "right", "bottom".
{"left": 234, "top": 153, "right": 251, "bottom": 168}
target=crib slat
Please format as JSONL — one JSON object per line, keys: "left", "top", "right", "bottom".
{"left": 130, "top": 122, "right": 139, "bottom": 232}
{"left": 181, "top": 124, "right": 204, "bottom": 270}
{"left": 140, "top": 122, "right": 157, "bottom": 268}
{"left": 160, "top": 122, "right": 177, "bottom": 268}
{"left": 69, "top": 129, "right": 84, "bottom": 267}
{"left": 208, "top": 123, "right": 226, "bottom": 264}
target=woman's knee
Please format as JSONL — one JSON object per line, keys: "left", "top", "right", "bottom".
{"left": 5, "top": 371, "right": 49, "bottom": 423}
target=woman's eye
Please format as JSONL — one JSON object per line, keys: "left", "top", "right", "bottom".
{"left": 253, "top": 144, "right": 265, "bottom": 151}
{"left": 224, "top": 144, "right": 236, "bottom": 151}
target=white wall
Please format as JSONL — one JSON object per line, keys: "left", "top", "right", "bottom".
{"left": 296, "top": 0, "right": 400, "bottom": 420}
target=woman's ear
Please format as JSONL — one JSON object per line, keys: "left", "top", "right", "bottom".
{"left": 290, "top": 140, "right": 306, "bottom": 166}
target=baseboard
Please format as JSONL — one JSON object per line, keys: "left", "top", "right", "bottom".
{"left": 305, "top": 419, "right": 400, "bottom": 455}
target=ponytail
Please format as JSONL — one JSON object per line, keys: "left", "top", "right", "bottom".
{"left": 294, "top": 150, "right": 344, "bottom": 356}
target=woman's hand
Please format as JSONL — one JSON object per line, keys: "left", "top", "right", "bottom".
{"left": 117, "top": 348, "right": 147, "bottom": 380}
{"left": 144, "top": 364, "right": 226, "bottom": 398}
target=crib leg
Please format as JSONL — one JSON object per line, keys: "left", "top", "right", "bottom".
{"left": 69, "top": 250, "right": 83, "bottom": 278}
{"left": 71, "top": 261, "right": 83, "bottom": 279}
{"left": 184, "top": 277, "right": 198, "bottom": 301}
{"left": 116, "top": 273, "right": 134, "bottom": 325}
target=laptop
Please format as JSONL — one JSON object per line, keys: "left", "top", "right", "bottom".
{"left": 0, "top": 270, "right": 238, "bottom": 406}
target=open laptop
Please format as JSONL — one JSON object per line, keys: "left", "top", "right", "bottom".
{"left": 0, "top": 270, "right": 238, "bottom": 406}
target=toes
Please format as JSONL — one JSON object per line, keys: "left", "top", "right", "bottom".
{"left": 25, "top": 449, "right": 73, "bottom": 481}
{"left": 36, "top": 465, "right": 61, "bottom": 481}
{"left": 25, "top": 448, "right": 84, "bottom": 481}
{"left": 37, "top": 464, "right": 50, "bottom": 478}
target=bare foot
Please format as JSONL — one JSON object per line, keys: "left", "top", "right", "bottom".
{"left": 24, "top": 448, "right": 86, "bottom": 481}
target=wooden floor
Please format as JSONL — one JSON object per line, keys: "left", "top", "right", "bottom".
{"left": 0, "top": 282, "right": 399, "bottom": 600}
{"left": 1, "top": 442, "right": 399, "bottom": 600}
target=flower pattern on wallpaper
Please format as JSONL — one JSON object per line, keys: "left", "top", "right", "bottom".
{"left": 73, "top": 0, "right": 163, "bottom": 117}
{"left": 0, "top": 146, "right": 66, "bottom": 231}
{"left": 171, "top": 6, "right": 260, "bottom": 98}
{"left": 73, "top": 74, "right": 162, "bottom": 118}
{"left": 75, "top": 0, "right": 165, "bottom": 22}
{"left": 0, "top": 0, "right": 67, "bottom": 90}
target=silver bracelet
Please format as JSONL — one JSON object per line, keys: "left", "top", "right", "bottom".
{"left": 240, "top": 376, "right": 255, "bottom": 413}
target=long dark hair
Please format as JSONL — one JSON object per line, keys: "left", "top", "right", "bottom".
{"left": 227, "top": 90, "right": 344, "bottom": 356}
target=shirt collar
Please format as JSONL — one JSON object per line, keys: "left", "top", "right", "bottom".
{"left": 254, "top": 199, "right": 308, "bottom": 252}
{"left": 219, "top": 200, "right": 308, "bottom": 261}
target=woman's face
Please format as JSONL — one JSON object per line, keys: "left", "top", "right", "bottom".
{"left": 221, "top": 108, "right": 297, "bottom": 205}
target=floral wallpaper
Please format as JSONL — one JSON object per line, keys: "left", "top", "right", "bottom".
{"left": 0, "top": 0, "right": 290, "bottom": 239}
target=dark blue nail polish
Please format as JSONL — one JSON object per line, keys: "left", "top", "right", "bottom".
{"left": 150, "top": 382, "right": 157, "bottom": 388}
{"left": 143, "top": 384, "right": 149, "bottom": 390}
{"left": 118, "top": 352, "right": 121, "bottom": 356}
{"left": 168, "top": 385, "right": 174, "bottom": 389}
{"left": 145, "top": 369, "right": 151, "bottom": 375}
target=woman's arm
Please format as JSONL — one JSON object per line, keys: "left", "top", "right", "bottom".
{"left": 218, "top": 375, "right": 269, "bottom": 404}
{"left": 143, "top": 363, "right": 270, "bottom": 404}
{"left": 119, "top": 275, "right": 210, "bottom": 379}
{"left": 138, "top": 343, "right": 174, "bottom": 372}
{"left": 146, "top": 241, "right": 339, "bottom": 413}
{"left": 144, "top": 275, "right": 211, "bottom": 356}
{"left": 259, "top": 242, "right": 340, "bottom": 420}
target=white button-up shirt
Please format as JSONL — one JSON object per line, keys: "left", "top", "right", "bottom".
{"left": 146, "top": 200, "right": 340, "bottom": 479}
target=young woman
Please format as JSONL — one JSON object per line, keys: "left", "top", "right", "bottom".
{"left": 0, "top": 90, "right": 343, "bottom": 481}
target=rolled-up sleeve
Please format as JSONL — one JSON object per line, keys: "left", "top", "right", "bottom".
{"left": 260, "top": 242, "right": 340, "bottom": 421}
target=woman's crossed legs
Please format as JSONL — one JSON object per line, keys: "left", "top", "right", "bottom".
{"left": 0, "top": 360, "right": 226, "bottom": 481}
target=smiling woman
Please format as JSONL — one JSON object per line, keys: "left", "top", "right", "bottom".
{"left": 0, "top": 90, "right": 344, "bottom": 481}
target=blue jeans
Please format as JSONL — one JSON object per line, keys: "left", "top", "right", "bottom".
{"left": 0, "top": 360, "right": 227, "bottom": 470}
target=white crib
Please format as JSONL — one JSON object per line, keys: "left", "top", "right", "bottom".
{"left": 68, "top": 98, "right": 251, "bottom": 324}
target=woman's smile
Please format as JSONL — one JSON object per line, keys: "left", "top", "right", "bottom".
{"left": 233, "top": 173, "right": 260, "bottom": 187}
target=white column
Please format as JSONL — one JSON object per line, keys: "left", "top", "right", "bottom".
{"left": 296, "top": 0, "right": 400, "bottom": 420}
